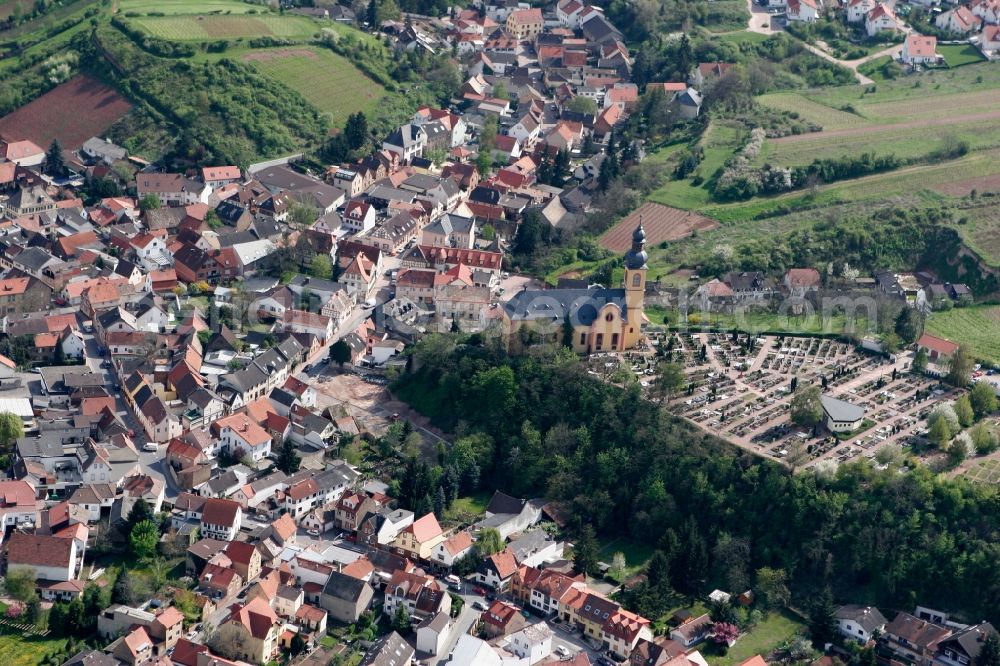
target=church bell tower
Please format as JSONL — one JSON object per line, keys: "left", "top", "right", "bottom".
{"left": 623, "top": 220, "right": 647, "bottom": 348}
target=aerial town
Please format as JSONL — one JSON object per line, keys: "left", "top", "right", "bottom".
{"left": 0, "top": 0, "right": 994, "bottom": 665}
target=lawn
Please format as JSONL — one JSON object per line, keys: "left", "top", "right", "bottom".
{"left": 130, "top": 14, "right": 320, "bottom": 40}
{"left": 0, "top": 629, "right": 72, "bottom": 666}
{"left": 755, "top": 92, "right": 866, "bottom": 131}
{"left": 598, "top": 537, "right": 655, "bottom": 580}
{"left": 118, "top": 0, "right": 262, "bottom": 13}
{"left": 924, "top": 305, "right": 1000, "bottom": 365}
{"left": 239, "top": 47, "right": 386, "bottom": 124}
{"left": 705, "top": 610, "right": 806, "bottom": 666}
{"left": 444, "top": 492, "right": 492, "bottom": 523}
{"left": 647, "top": 122, "right": 745, "bottom": 210}
{"left": 940, "top": 43, "right": 986, "bottom": 68}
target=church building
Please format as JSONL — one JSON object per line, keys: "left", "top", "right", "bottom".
{"left": 501, "top": 222, "right": 648, "bottom": 353}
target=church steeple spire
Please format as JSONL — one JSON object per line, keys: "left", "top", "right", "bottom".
{"left": 624, "top": 216, "right": 647, "bottom": 270}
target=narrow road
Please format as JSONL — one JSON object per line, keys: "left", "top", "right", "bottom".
{"left": 745, "top": 0, "right": 780, "bottom": 35}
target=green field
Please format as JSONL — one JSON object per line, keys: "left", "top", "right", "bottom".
{"left": 117, "top": 0, "right": 261, "bottom": 13}
{"left": 925, "top": 305, "right": 1000, "bottom": 365}
{"left": 940, "top": 43, "right": 986, "bottom": 68}
{"left": 647, "top": 122, "right": 745, "bottom": 209}
{"left": 238, "top": 47, "right": 386, "bottom": 123}
{"left": 0, "top": 630, "right": 72, "bottom": 666}
{"left": 754, "top": 64, "right": 1000, "bottom": 167}
{"left": 598, "top": 537, "right": 655, "bottom": 580}
{"left": 131, "top": 14, "right": 320, "bottom": 40}
{"left": 705, "top": 610, "right": 806, "bottom": 666}
{"left": 958, "top": 203, "right": 1000, "bottom": 267}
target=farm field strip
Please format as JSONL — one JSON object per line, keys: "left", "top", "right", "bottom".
{"left": 924, "top": 305, "right": 1000, "bottom": 365}
{"left": 755, "top": 92, "right": 867, "bottom": 131}
{"left": 240, "top": 47, "right": 385, "bottom": 123}
{"left": 131, "top": 14, "right": 319, "bottom": 40}
{"left": 954, "top": 201, "right": 1000, "bottom": 266}
{"left": 0, "top": 74, "right": 133, "bottom": 150}
{"left": 762, "top": 116, "right": 1000, "bottom": 165}
{"left": 117, "top": 0, "right": 262, "bottom": 13}
{"left": 600, "top": 202, "right": 718, "bottom": 252}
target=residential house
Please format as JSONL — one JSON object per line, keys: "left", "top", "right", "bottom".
{"left": 433, "top": 530, "right": 475, "bottom": 569}
{"left": 836, "top": 605, "right": 888, "bottom": 644}
{"left": 135, "top": 173, "right": 210, "bottom": 206}
{"left": 218, "top": 597, "right": 280, "bottom": 664}
{"left": 383, "top": 125, "right": 428, "bottom": 162}
{"left": 935, "top": 622, "right": 998, "bottom": 666}
{"left": 788, "top": 0, "right": 819, "bottom": 21}
{"left": 506, "top": 8, "right": 543, "bottom": 39}
{"left": 917, "top": 333, "right": 959, "bottom": 365}
{"left": 670, "top": 614, "right": 713, "bottom": 648}
{"left": 867, "top": 3, "right": 901, "bottom": 36}
{"left": 902, "top": 35, "right": 940, "bottom": 66}
{"left": 936, "top": 6, "right": 981, "bottom": 33}
{"left": 393, "top": 512, "right": 446, "bottom": 560}
{"left": 383, "top": 569, "right": 449, "bottom": 621}
{"left": 477, "top": 549, "right": 519, "bottom": 591}
{"left": 201, "top": 166, "right": 242, "bottom": 189}
{"left": 482, "top": 599, "right": 527, "bottom": 639}
{"left": 6, "top": 532, "right": 80, "bottom": 599}
{"left": 200, "top": 498, "right": 242, "bottom": 541}
{"left": 417, "top": 611, "right": 451, "bottom": 656}
{"left": 603, "top": 608, "right": 653, "bottom": 659}
{"left": 881, "top": 612, "right": 952, "bottom": 666}
{"left": 846, "top": 0, "right": 876, "bottom": 21}
{"left": 320, "top": 570, "right": 375, "bottom": 623}
{"left": 360, "top": 631, "right": 414, "bottom": 666}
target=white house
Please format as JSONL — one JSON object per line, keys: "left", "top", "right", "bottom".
{"left": 417, "top": 611, "right": 451, "bottom": 656}
{"left": 61, "top": 329, "right": 86, "bottom": 359}
{"left": 382, "top": 124, "right": 427, "bottom": 162}
{"left": 432, "top": 531, "right": 475, "bottom": 568}
{"left": 130, "top": 233, "right": 171, "bottom": 271}
{"left": 971, "top": 0, "right": 1000, "bottom": 25}
{"left": 836, "top": 605, "right": 888, "bottom": 644}
{"left": 901, "top": 34, "right": 940, "bottom": 66}
{"left": 866, "top": 3, "right": 900, "bottom": 36}
{"left": 788, "top": 0, "right": 820, "bottom": 22}
{"left": 508, "top": 622, "right": 553, "bottom": 664}
{"left": 200, "top": 498, "right": 242, "bottom": 541}
{"left": 7, "top": 532, "right": 77, "bottom": 583}
{"left": 556, "top": 0, "right": 585, "bottom": 26}
{"left": 936, "top": 6, "right": 981, "bottom": 34}
{"left": 846, "top": 0, "right": 875, "bottom": 22}
{"left": 217, "top": 414, "right": 273, "bottom": 462}
{"left": 340, "top": 200, "right": 377, "bottom": 234}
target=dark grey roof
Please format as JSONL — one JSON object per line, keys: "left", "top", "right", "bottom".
{"left": 836, "top": 605, "right": 888, "bottom": 634}
{"left": 401, "top": 173, "right": 440, "bottom": 192}
{"left": 61, "top": 649, "right": 120, "bottom": 666}
{"left": 269, "top": 388, "right": 297, "bottom": 407}
{"left": 939, "top": 623, "right": 997, "bottom": 660}
{"left": 15, "top": 246, "right": 60, "bottom": 272}
{"left": 821, "top": 395, "right": 865, "bottom": 423}
{"left": 426, "top": 214, "right": 474, "bottom": 237}
{"left": 417, "top": 610, "right": 450, "bottom": 633}
{"left": 503, "top": 287, "right": 628, "bottom": 326}
{"left": 322, "top": 570, "right": 372, "bottom": 603}
{"left": 360, "top": 631, "right": 415, "bottom": 666}
{"left": 508, "top": 529, "right": 556, "bottom": 563}
{"left": 385, "top": 124, "right": 425, "bottom": 150}
{"left": 486, "top": 490, "right": 527, "bottom": 516}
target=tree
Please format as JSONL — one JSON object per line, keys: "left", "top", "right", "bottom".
{"left": 0, "top": 411, "right": 24, "bottom": 450}
{"left": 275, "top": 439, "right": 301, "bottom": 475}
{"left": 894, "top": 307, "right": 922, "bottom": 344}
{"left": 610, "top": 552, "right": 627, "bottom": 581}
{"left": 290, "top": 203, "right": 318, "bottom": 228}
{"left": 970, "top": 422, "right": 998, "bottom": 455}
{"left": 126, "top": 498, "right": 154, "bottom": 533}
{"left": 24, "top": 596, "right": 41, "bottom": 625}
{"left": 755, "top": 567, "right": 790, "bottom": 611}
{"left": 573, "top": 525, "right": 600, "bottom": 576}
{"left": 475, "top": 527, "right": 505, "bottom": 558}
{"left": 46, "top": 139, "right": 65, "bottom": 178}
{"left": 928, "top": 414, "right": 952, "bottom": 449}
{"left": 954, "top": 394, "right": 975, "bottom": 428}
{"left": 5, "top": 567, "right": 36, "bottom": 601}
{"left": 913, "top": 348, "right": 928, "bottom": 375}
{"left": 790, "top": 385, "right": 824, "bottom": 428}
{"left": 309, "top": 254, "right": 333, "bottom": 280}
{"left": 808, "top": 589, "right": 837, "bottom": 647}
{"left": 344, "top": 111, "right": 369, "bottom": 151}
{"left": 712, "top": 622, "right": 740, "bottom": 646}
{"left": 392, "top": 604, "right": 410, "bottom": 634}
{"left": 139, "top": 194, "right": 161, "bottom": 212}
{"left": 970, "top": 381, "right": 999, "bottom": 420}
{"left": 329, "top": 340, "right": 352, "bottom": 368}
{"left": 947, "top": 346, "right": 974, "bottom": 387}
{"left": 978, "top": 632, "right": 1000, "bottom": 666}
{"left": 366, "top": 0, "right": 376, "bottom": 25}
{"left": 112, "top": 568, "right": 136, "bottom": 605}
{"left": 129, "top": 519, "right": 159, "bottom": 560}
{"left": 655, "top": 362, "right": 686, "bottom": 404}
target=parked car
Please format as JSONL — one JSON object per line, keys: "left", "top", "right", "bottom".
{"left": 472, "top": 600, "right": 488, "bottom": 611}
{"left": 473, "top": 586, "right": 487, "bottom": 596}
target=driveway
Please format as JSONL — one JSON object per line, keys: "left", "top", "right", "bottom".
{"left": 745, "top": 0, "right": 780, "bottom": 35}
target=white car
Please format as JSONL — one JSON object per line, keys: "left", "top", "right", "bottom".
{"left": 555, "top": 646, "right": 571, "bottom": 657}
{"left": 143, "top": 442, "right": 158, "bottom": 452}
